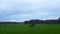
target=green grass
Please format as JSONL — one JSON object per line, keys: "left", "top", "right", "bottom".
{"left": 0, "top": 24, "right": 60, "bottom": 34}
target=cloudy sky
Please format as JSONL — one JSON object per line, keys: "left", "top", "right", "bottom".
{"left": 0, "top": 0, "right": 60, "bottom": 22}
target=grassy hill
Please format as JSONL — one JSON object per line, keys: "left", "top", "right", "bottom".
{"left": 0, "top": 24, "right": 60, "bottom": 34}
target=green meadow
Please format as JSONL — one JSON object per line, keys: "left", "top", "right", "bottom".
{"left": 0, "top": 24, "right": 60, "bottom": 34}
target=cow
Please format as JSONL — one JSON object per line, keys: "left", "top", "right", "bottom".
{"left": 30, "top": 24, "right": 34, "bottom": 27}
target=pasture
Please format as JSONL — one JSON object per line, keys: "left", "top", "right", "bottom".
{"left": 0, "top": 24, "right": 60, "bottom": 34}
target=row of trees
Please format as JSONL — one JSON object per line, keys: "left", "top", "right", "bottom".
{"left": 24, "top": 18, "right": 60, "bottom": 24}
{"left": 0, "top": 18, "right": 60, "bottom": 24}
{"left": 0, "top": 22, "right": 21, "bottom": 24}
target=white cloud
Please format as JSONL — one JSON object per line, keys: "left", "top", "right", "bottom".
{"left": 0, "top": 0, "right": 60, "bottom": 10}
{"left": 0, "top": 0, "right": 60, "bottom": 21}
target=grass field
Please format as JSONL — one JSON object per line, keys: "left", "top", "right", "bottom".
{"left": 0, "top": 24, "right": 60, "bottom": 34}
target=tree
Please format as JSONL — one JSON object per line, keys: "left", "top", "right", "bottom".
{"left": 59, "top": 18, "right": 60, "bottom": 24}
{"left": 24, "top": 21, "right": 29, "bottom": 24}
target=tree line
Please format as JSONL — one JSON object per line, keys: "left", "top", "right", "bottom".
{"left": 24, "top": 18, "right": 60, "bottom": 24}
{"left": 0, "top": 18, "right": 60, "bottom": 24}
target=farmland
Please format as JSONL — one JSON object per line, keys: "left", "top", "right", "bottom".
{"left": 0, "top": 24, "right": 60, "bottom": 34}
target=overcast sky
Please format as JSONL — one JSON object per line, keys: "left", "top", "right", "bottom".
{"left": 0, "top": 0, "right": 60, "bottom": 22}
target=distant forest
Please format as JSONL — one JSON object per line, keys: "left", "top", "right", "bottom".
{"left": 0, "top": 18, "right": 60, "bottom": 24}
{"left": 24, "top": 18, "right": 60, "bottom": 24}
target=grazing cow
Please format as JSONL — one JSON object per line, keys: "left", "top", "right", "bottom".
{"left": 30, "top": 24, "right": 34, "bottom": 27}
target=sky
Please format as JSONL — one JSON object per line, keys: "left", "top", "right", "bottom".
{"left": 0, "top": 0, "right": 60, "bottom": 22}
